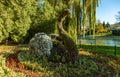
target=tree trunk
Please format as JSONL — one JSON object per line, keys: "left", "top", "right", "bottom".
{"left": 57, "top": 9, "right": 78, "bottom": 63}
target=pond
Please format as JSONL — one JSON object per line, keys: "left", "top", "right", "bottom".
{"left": 78, "top": 36, "right": 120, "bottom": 47}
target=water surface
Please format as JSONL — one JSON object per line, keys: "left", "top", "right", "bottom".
{"left": 78, "top": 36, "right": 120, "bottom": 47}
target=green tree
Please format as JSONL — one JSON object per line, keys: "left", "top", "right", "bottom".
{"left": 105, "top": 22, "right": 111, "bottom": 33}
{"left": 28, "top": 1, "right": 56, "bottom": 40}
{"left": 96, "top": 22, "right": 105, "bottom": 33}
{"left": 0, "top": 1, "right": 14, "bottom": 42}
{"left": 88, "top": 0, "right": 101, "bottom": 38}
{"left": 106, "top": 22, "right": 110, "bottom": 27}
{"left": 116, "top": 11, "right": 120, "bottom": 23}
{"left": 81, "top": 0, "right": 100, "bottom": 38}
{"left": 103, "top": 21, "right": 106, "bottom": 28}
{"left": 0, "top": 0, "right": 36, "bottom": 43}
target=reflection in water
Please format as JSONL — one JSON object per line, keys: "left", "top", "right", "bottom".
{"left": 78, "top": 36, "right": 120, "bottom": 47}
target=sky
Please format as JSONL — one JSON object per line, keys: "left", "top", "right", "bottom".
{"left": 96, "top": 0, "right": 120, "bottom": 24}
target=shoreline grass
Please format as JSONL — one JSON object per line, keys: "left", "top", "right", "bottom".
{"left": 78, "top": 44, "right": 120, "bottom": 56}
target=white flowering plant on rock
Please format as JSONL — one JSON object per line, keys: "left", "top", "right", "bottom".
{"left": 29, "top": 32, "right": 53, "bottom": 57}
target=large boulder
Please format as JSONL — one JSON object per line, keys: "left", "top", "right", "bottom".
{"left": 29, "top": 32, "right": 53, "bottom": 57}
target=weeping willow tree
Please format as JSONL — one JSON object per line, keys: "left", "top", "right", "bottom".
{"left": 92, "top": 0, "right": 100, "bottom": 38}
{"left": 68, "top": 0, "right": 100, "bottom": 38}
{"left": 82, "top": 0, "right": 100, "bottom": 38}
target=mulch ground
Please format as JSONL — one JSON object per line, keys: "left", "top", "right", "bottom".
{"left": 5, "top": 50, "right": 44, "bottom": 77}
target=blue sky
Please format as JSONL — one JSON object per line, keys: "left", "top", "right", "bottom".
{"left": 96, "top": 0, "right": 120, "bottom": 24}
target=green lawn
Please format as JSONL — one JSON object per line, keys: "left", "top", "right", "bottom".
{"left": 78, "top": 44, "right": 120, "bottom": 56}
{"left": 1, "top": 45, "right": 120, "bottom": 77}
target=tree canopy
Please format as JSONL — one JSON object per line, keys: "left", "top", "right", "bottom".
{"left": 0, "top": 0, "right": 100, "bottom": 43}
{"left": 0, "top": 0, "right": 36, "bottom": 42}
{"left": 116, "top": 11, "right": 120, "bottom": 23}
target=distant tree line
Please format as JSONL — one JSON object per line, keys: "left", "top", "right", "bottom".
{"left": 116, "top": 11, "right": 120, "bottom": 23}
{"left": 111, "top": 11, "right": 120, "bottom": 36}
{"left": 112, "top": 29, "right": 120, "bottom": 36}
{"left": 86, "top": 21, "right": 111, "bottom": 35}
